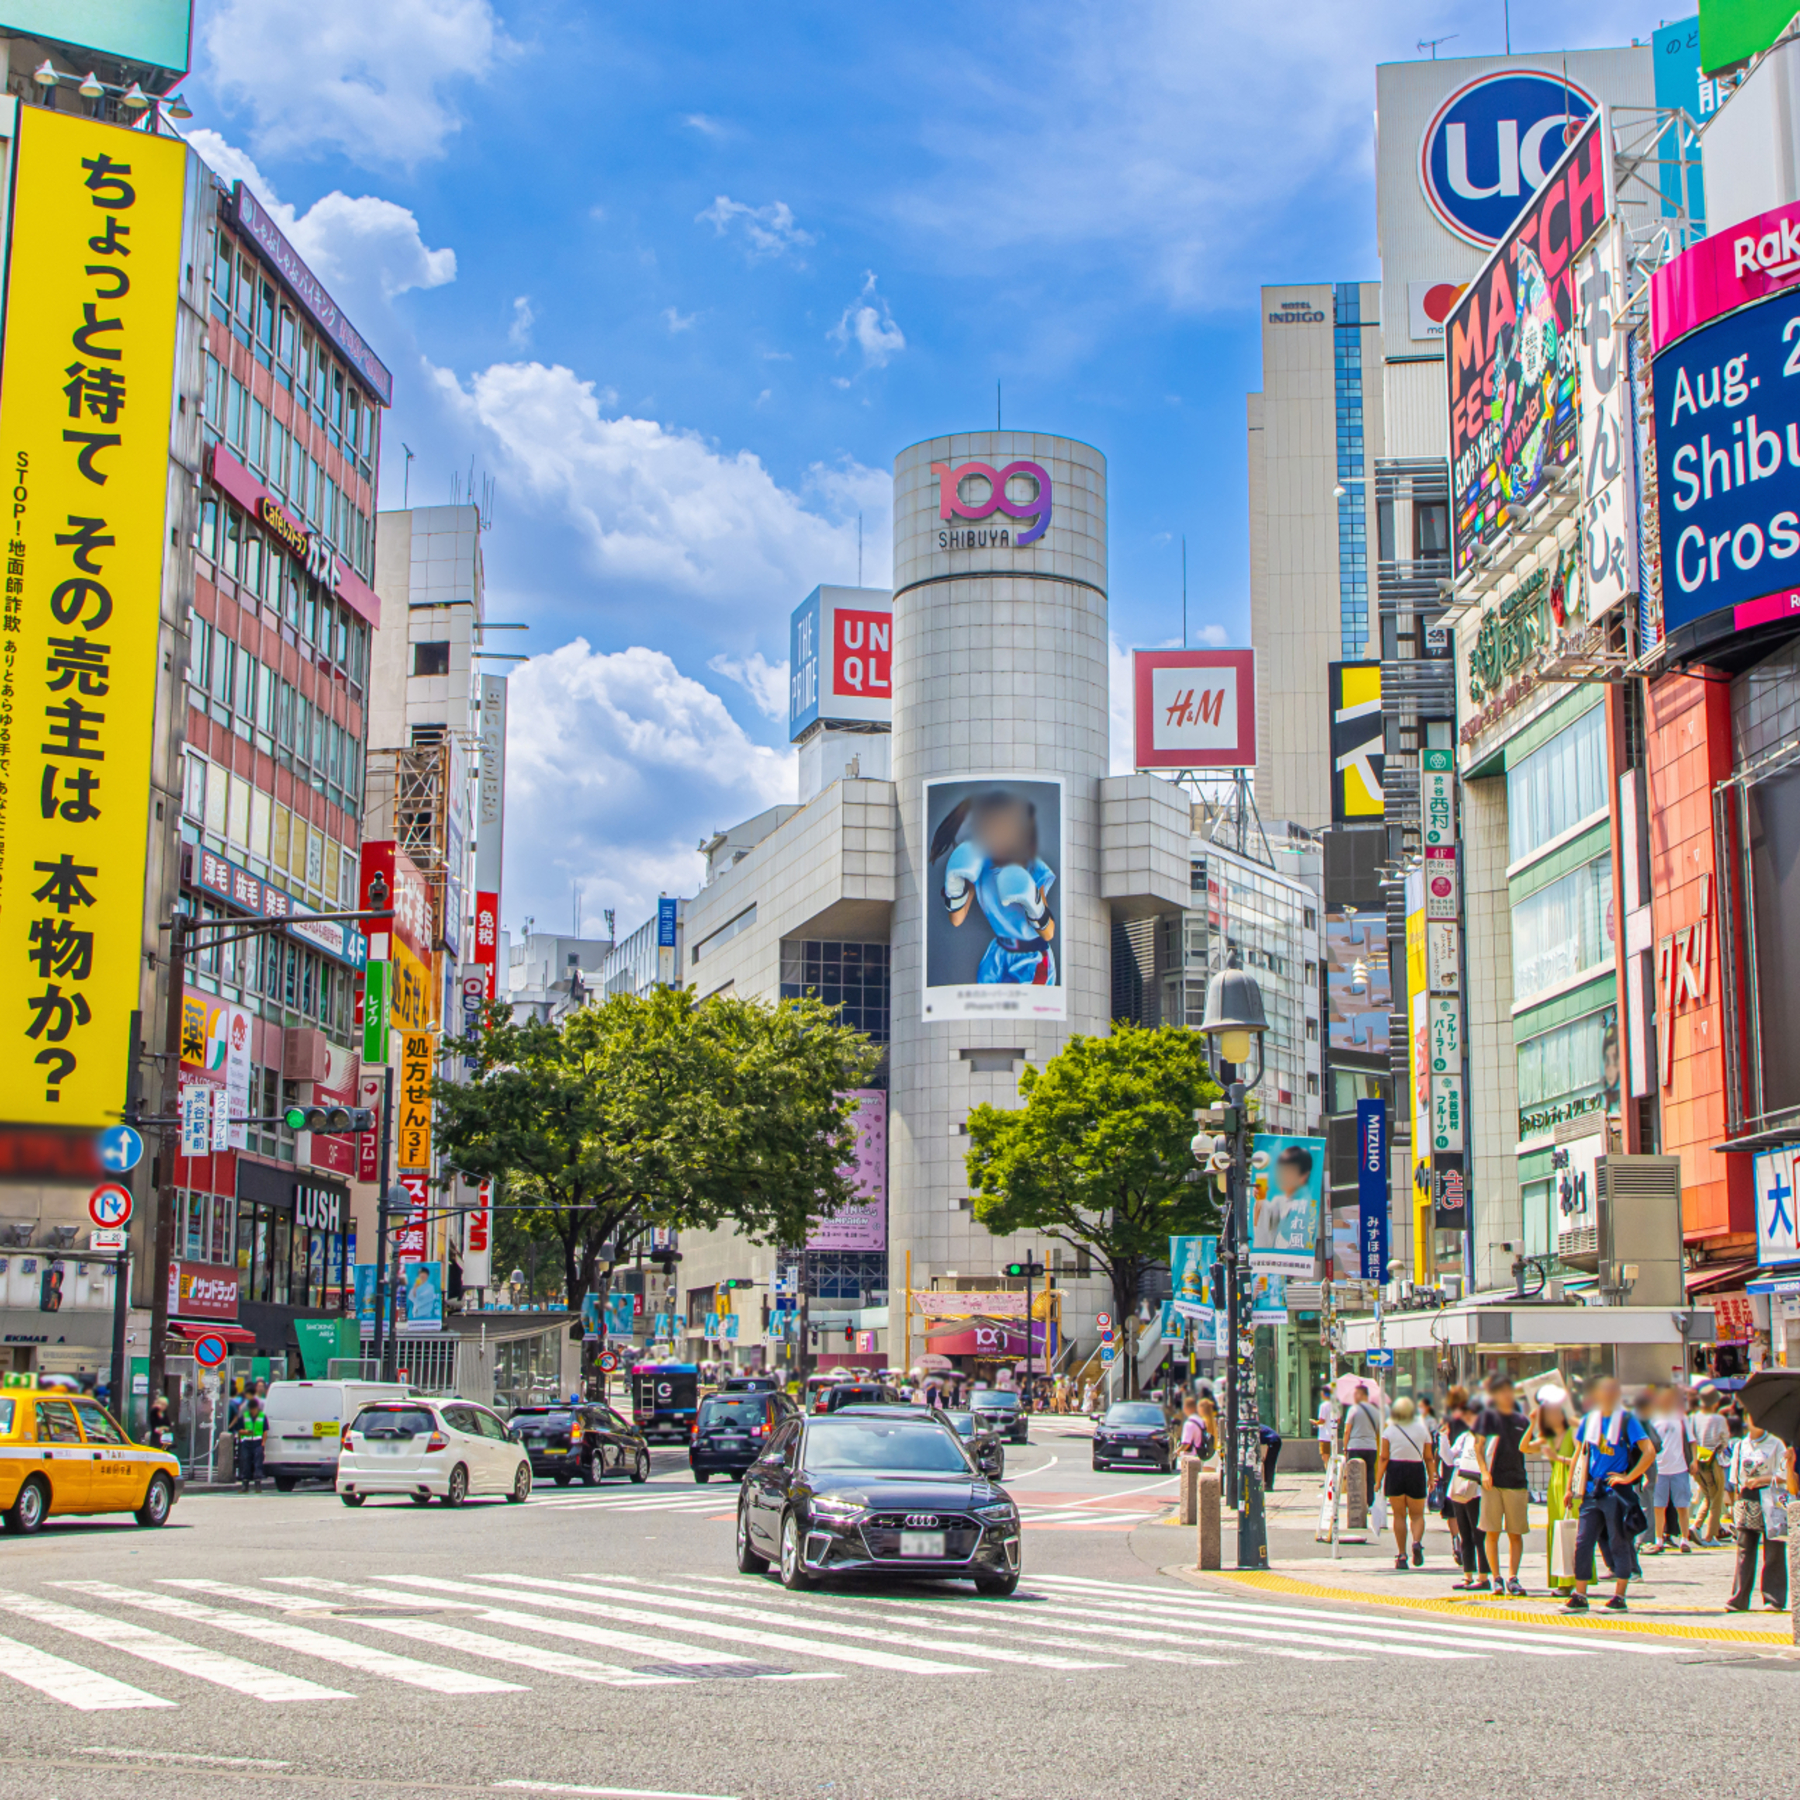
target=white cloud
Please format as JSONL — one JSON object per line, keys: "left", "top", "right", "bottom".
{"left": 829, "top": 272, "right": 905, "bottom": 369}
{"left": 509, "top": 296, "right": 535, "bottom": 348}
{"left": 504, "top": 640, "right": 795, "bottom": 927}
{"left": 663, "top": 307, "right": 698, "bottom": 333}
{"left": 708, "top": 651, "right": 789, "bottom": 723}
{"left": 695, "top": 195, "right": 814, "bottom": 262}
{"left": 431, "top": 358, "right": 892, "bottom": 606}
{"left": 682, "top": 113, "right": 729, "bottom": 139}
{"left": 1109, "top": 634, "right": 1136, "bottom": 776}
{"left": 188, "top": 130, "right": 457, "bottom": 306}
{"left": 202, "top": 0, "right": 506, "bottom": 168}
{"left": 1194, "top": 621, "right": 1229, "bottom": 647}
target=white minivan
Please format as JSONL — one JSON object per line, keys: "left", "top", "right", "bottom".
{"left": 337, "top": 1397, "right": 531, "bottom": 1507}
{"left": 262, "top": 1380, "right": 415, "bottom": 1491}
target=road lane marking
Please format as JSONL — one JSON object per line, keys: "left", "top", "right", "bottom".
{"left": 59, "top": 1582, "right": 522, "bottom": 1696}
{"left": 388, "top": 1574, "right": 979, "bottom": 1676}
{"left": 0, "top": 1591, "right": 351, "bottom": 1702}
{"left": 494, "top": 1784, "right": 740, "bottom": 1799}
{"left": 81, "top": 1748, "right": 287, "bottom": 1765}
{"left": 0, "top": 1632, "right": 173, "bottom": 1711}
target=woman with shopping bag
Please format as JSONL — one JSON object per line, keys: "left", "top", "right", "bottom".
{"left": 1523, "top": 1387, "right": 1578, "bottom": 1592}
{"left": 1725, "top": 1423, "right": 1790, "bottom": 1612}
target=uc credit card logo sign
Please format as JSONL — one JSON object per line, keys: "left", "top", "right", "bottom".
{"left": 932, "top": 459, "right": 1052, "bottom": 546}
{"left": 1418, "top": 70, "right": 1598, "bottom": 248}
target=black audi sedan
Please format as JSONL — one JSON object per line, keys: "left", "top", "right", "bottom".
{"left": 1091, "top": 1400, "right": 1173, "bottom": 1471}
{"left": 968, "top": 1387, "right": 1029, "bottom": 1444}
{"left": 691, "top": 1388, "right": 795, "bottom": 1483}
{"left": 736, "top": 1410, "right": 1021, "bottom": 1596}
{"left": 507, "top": 1402, "right": 651, "bottom": 1485}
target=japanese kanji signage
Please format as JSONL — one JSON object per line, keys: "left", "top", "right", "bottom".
{"left": 0, "top": 110, "right": 185, "bottom": 1124}
{"left": 396, "top": 1030, "right": 434, "bottom": 1171}
{"left": 1755, "top": 1146, "right": 1800, "bottom": 1266}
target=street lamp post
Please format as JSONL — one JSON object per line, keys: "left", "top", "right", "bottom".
{"left": 1195, "top": 965, "right": 1270, "bottom": 1572}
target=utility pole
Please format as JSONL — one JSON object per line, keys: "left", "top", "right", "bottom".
{"left": 1004, "top": 1255, "right": 1047, "bottom": 1408}
{"left": 371, "top": 1066, "right": 396, "bottom": 1378}
{"left": 146, "top": 915, "right": 188, "bottom": 1410}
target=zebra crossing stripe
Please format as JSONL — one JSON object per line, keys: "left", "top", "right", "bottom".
{"left": 476, "top": 1573, "right": 1105, "bottom": 1673}
{"left": 196, "top": 1581, "right": 684, "bottom": 1688}
{"left": 0, "top": 1629, "right": 173, "bottom": 1711}
{"left": 58, "top": 1582, "right": 523, "bottom": 1696}
{"left": 1024, "top": 1580, "right": 1597, "bottom": 1659}
{"left": 0, "top": 1591, "right": 351, "bottom": 1702}
{"left": 387, "top": 1575, "right": 975, "bottom": 1676}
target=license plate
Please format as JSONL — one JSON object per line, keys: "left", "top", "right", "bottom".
{"left": 371, "top": 1442, "right": 402, "bottom": 1455}
{"left": 544, "top": 1447, "right": 566, "bottom": 1456}
{"left": 1122, "top": 1447, "right": 1141, "bottom": 1457}
{"left": 717, "top": 1435, "right": 746, "bottom": 1446}
{"left": 899, "top": 1531, "right": 946, "bottom": 1557}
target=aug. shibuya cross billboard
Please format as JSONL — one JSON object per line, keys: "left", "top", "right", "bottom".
{"left": 922, "top": 777, "right": 1064, "bottom": 1021}
{"left": 1446, "top": 109, "right": 1614, "bottom": 576}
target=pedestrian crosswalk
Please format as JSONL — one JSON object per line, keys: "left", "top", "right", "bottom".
{"left": 0, "top": 1565, "right": 1685, "bottom": 1711}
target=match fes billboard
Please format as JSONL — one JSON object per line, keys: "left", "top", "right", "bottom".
{"left": 1446, "top": 109, "right": 1614, "bottom": 576}
{"left": 1132, "top": 649, "right": 1256, "bottom": 769}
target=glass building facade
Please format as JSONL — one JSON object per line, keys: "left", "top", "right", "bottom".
{"left": 1334, "top": 282, "right": 1369, "bottom": 661}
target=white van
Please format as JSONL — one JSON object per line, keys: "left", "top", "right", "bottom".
{"left": 262, "top": 1379, "right": 415, "bottom": 1490}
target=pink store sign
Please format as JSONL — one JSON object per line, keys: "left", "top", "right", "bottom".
{"left": 1650, "top": 198, "right": 1800, "bottom": 355}
{"left": 808, "top": 1089, "right": 886, "bottom": 1252}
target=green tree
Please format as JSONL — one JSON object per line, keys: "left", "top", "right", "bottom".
{"left": 435, "top": 985, "right": 879, "bottom": 1319}
{"left": 965, "top": 1024, "right": 1221, "bottom": 1395}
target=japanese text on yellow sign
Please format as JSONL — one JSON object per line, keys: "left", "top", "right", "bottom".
{"left": 397, "top": 1030, "right": 434, "bottom": 1171}
{"left": 0, "top": 110, "right": 185, "bottom": 1123}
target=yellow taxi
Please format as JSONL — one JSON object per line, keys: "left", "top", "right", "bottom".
{"left": 0, "top": 1382, "right": 182, "bottom": 1534}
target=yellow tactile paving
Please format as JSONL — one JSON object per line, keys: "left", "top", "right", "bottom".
{"left": 1186, "top": 1569, "right": 1792, "bottom": 1645}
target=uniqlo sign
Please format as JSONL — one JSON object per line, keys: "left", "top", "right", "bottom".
{"left": 787, "top": 586, "right": 893, "bottom": 738}
{"left": 832, "top": 610, "right": 891, "bottom": 704}
{"left": 1133, "top": 649, "right": 1256, "bottom": 769}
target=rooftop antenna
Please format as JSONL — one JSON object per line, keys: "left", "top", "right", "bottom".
{"left": 1182, "top": 536, "right": 1188, "bottom": 646}
{"left": 401, "top": 442, "right": 414, "bottom": 508}
{"left": 1417, "top": 32, "right": 1457, "bottom": 58}
{"left": 1503, "top": 0, "right": 1510, "bottom": 53}
{"left": 858, "top": 511, "right": 863, "bottom": 586}
{"left": 997, "top": 380, "right": 1002, "bottom": 431}
{"left": 574, "top": 883, "right": 581, "bottom": 939}
{"left": 604, "top": 908, "right": 616, "bottom": 942}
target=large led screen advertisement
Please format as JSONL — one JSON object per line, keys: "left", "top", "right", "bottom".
{"left": 923, "top": 777, "right": 1064, "bottom": 1021}
{"left": 1326, "top": 914, "right": 1391, "bottom": 1057}
{"left": 1447, "top": 111, "right": 1613, "bottom": 576}
{"left": 1249, "top": 1133, "right": 1325, "bottom": 1277}
{"left": 1653, "top": 292, "right": 1800, "bottom": 645}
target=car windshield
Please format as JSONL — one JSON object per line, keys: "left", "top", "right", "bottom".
{"left": 971, "top": 1390, "right": 1019, "bottom": 1409}
{"left": 1104, "top": 1403, "right": 1167, "bottom": 1426}
{"left": 510, "top": 1411, "right": 573, "bottom": 1429}
{"left": 351, "top": 1406, "right": 436, "bottom": 1438}
{"left": 945, "top": 1412, "right": 976, "bottom": 1435}
{"left": 699, "top": 1398, "right": 767, "bottom": 1424}
{"left": 803, "top": 1420, "right": 973, "bottom": 1474}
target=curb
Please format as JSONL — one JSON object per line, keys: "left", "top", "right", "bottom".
{"left": 1168, "top": 1566, "right": 1791, "bottom": 1645}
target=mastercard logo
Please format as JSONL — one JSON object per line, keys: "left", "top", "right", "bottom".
{"left": 1421, "top": 282, "right": 1467, "bottom": 324}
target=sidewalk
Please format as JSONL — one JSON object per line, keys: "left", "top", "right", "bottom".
{"left": 1163, "top": 1466, "right": 1796, "bottom": 1645}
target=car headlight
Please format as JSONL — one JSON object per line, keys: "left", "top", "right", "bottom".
{"left": 974, "top": 1500, "right": 1018, "bottom": 1523}
{"left": 810, "top": 1494, "right": 866, "bottom": 1521}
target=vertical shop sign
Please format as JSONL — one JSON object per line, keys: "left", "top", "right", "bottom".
{"left": 1421, "top": 749, "right": 1456, "bottom": 847}
{"left": 1356, "top": 1099, "right": 1388, "bottom": 1282}
{"left": 397, "top": 1031, "right": 433, "bottom": 1171}
{"left": 0, "top": 111, "right": 185, "bottom": 1123}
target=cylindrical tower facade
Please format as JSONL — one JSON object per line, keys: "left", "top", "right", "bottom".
{"left": 889, "top": 431, "right": 1109, "bottom": 1316}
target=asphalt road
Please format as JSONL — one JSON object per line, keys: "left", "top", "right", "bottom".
{"left": 0, "top": 1417, "right": 1785, "bottom": 1800}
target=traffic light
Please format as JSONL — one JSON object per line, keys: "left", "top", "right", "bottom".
{"left": 720, "top": 1277, "right": 755, "bottom": 1291}
{"left": 284, "top": 1105, "right": 378, "bottom": 1134}
{"left": 1002, "top": 1260, "right": 1046, "bottom": 1279}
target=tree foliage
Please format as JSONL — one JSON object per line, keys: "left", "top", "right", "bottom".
{"left": 965, "top": 1025, "right": 1221, "bottom": 1388}
{"left": 435, "top": 986, "right": 879, "bottom": 1314}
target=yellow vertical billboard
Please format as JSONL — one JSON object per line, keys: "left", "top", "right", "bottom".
{"left": 397, "top": 1030, "right": 434, "bottom": 1172}
{"left": 0, "top": 110, "right": 185, "bottom": 1123}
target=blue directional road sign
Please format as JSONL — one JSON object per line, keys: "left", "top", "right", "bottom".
{"left": 98, "top": 1125, "right": 144, "bottom": 1173}
{"left": 1365, "top": 1348, "right": 1395, "bottom": 1369}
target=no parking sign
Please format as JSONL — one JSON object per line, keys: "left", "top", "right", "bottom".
{"left": 192, "top": 1334, "right": 230, "bottom": 1369}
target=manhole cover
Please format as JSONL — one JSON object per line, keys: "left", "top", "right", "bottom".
{"left": 330, "top": 1607, "right": 449, "bottom": 1618}
{"left": 633, "top": 1662, "right": 790, "bottom": 1681}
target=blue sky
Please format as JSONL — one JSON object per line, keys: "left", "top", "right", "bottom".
{"left": 183, "top": 0, "right": 1652, "bottom": 941}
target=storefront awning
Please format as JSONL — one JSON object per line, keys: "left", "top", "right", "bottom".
{"left": 1686, "top": 1260, "right": 1761, "bottom": 1297}
{"left": 168, "top": 1322, "right": 256, "bottom": 1347}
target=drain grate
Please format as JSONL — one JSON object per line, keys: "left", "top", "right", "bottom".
{"left": 633, "top": 1662, "right": 790, "bottom": 1681}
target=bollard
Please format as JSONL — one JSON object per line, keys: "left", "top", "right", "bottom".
{"left": 1179, "top": 1454, "right": 1201, "bottom": 1526}
{"left": 1791, "top": 1508, "right": 1800, "bottom": 1647}
{"left": 1197, "top": 1470, "right": 1221, "bottom": 1570}
{"left": 1344, "top": 1454, "right": 1368, "bottom": 1531}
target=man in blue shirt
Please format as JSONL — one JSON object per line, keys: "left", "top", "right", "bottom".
{"left": 1565, "top": 1375, "right": 1656, "bottom": 1613}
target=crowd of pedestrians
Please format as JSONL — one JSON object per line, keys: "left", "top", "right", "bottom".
{"left": 1317, "top": 1371, "right": 1794, "bottom": 1613}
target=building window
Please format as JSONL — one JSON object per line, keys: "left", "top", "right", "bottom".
{"left": 1512, "top": 855, "right": 1615, "bottom": 1002}
{"left": 778, "top": 940, "right": 890, "bottom": 1045}
{"left": 1507, "top": 703, "right": 1607, "bottom": 865}
{"left": 1516, "top": 1004, "right": 1619, "bottom": 1140}
{"left": 413, "top": 641, "right": 450, "bottom": 677}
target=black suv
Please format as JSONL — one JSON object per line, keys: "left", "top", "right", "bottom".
{"left": 691, "top": 1389, "right": 795, "bottom": 1483}
{"left": 507, "top": 1403, "right": 651, "bottom": 1486}
{"left": 969, "top": 1388, "right": 1029, "bottom": 1444}
{"left": 812, "top": 1381, "right": 900, "bottom": 1415}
